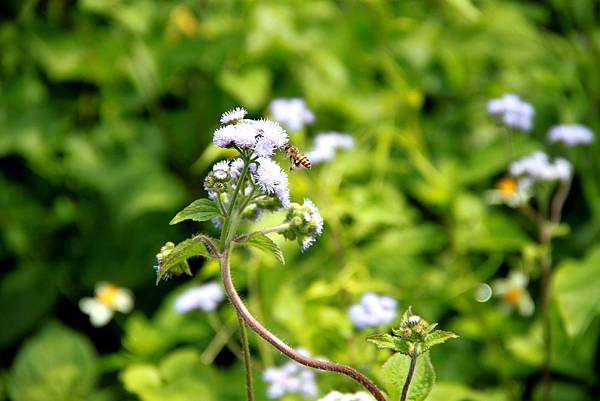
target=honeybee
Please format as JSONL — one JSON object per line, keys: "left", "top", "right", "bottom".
{"left": 284, "top": 144, "right": 311, "bottom": 170}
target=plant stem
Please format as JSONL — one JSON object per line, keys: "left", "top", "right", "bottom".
{"left": 539, "top": 222, "right": 552, "bottom": 401}
{"left": 219, "top": 246, "right": 387, "bottom": 401}
{"left": 400, "top": 354, "right": 417, "bottom": 401}
{"left": 238, "top": 315, "right": 254, "bottom": 401}
{"left": 202, "top": 314, "right": 243, "bottom": 364}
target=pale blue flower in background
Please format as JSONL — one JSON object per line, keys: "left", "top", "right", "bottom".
{"left": 269, "top": 98, "right": 315, "bottom": 131}
{"left": 487, "top": 93, "right": 535, "bottom": 131}
{"left": 253, "top": 157, "right": 290, "bottom": 208}
{"left": 348, "top": 293, "right": 397, "bottom": 329}
{"left": 547, "top": 124, "right": 594, "bottom": 146}
{"left": 262, "top": 349, "right": 318, "bottom": 399}
{"left": 509, "top": 151, "right": 572, "bottom": 182}
{"left": 306, "top": 132, "right": 354, "bottom": 165}
{"left": 174, "top": 282, "right": 225, "bottom": 313}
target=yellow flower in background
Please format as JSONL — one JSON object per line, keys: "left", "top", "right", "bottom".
{"left": 493, "top": 271, "right": 534, "bottom": 317}
{"left": 166, "top": 5, "right": 199, "bottom": 43}
{"left": 79, "top": 282, "right": 134, "bottom": 327}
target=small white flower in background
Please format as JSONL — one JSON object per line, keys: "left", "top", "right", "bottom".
{"left": 269, "top": 98, "right": 315, "bottom": 131}
{"left": 487, "top": 93, "right": 535, "bottom": 131}
{"left": 348, "top": 293, "right": 397, "bottom": 329}
{"left": 484, "top": 176, "right": 532, "bottom": 208}
{"left": 492, "top": 271, "right": 534, "bottom": 317}
{"left": 253, "top": 157, "right": 291, "bottom": 208}
{"left": 220, "top": 106, "right": 247, "bottom": 124}
{"left": 547, "top": 124, "right": 595, "bottom": 146}
{"left": 79, "top": 282, "right": 134, "bottom": 327}
{"left": 306, "top": 132, "right": 355, "bottom": 165}
{"left": 262, "top": 349, "right": 318, "bottom": 399}
{"left": 301, "top": 198, "right": 324, "bottom": 251}
{"left": 317, "top": 391, "right": 375, "bottom": 401}
{"left": 509, "top": 151, "right": 572, "bottom": 183}
{"left": 174, "top": 282, "right": 225, "bottom": 313}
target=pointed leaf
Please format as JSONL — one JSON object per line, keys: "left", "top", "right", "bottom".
{"left": 423, "top": 330, "right": 459, "bottom": 352}
{"left": 382, "top": 352, "right": 435, "bottom": 401}
{"left": 367, "top": 333, "right": 410, "bottom": 355}
{"left": 156, "top": 239, "right": 211, "bottom": 284}
{"left": 169, "top": 199, "right": 220, "bottom": 225}
{"left": 241, "top": 232, "right": 284, "bottom": 264}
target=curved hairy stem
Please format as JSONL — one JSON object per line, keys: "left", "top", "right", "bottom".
{"left": 220, "top": 246, "right": 387, "bottom": 401}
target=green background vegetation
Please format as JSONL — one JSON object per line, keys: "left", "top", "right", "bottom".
{"left": 1, "top": 0, "right": 599, "bottom": 400}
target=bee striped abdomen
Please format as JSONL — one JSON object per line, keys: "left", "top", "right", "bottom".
{"left": 285, "top": 144, "right": 311, "bottom": 170}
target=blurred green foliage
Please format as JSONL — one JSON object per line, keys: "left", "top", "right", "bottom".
{"left": 1, "top": 0, "right": 599, "bottom": 400}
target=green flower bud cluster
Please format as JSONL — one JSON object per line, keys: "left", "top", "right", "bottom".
{"left": 277, "top": 199, "right": 323, "bottom": 251}
{"left": 204, "top": 169, "right": 230, "bottom": 194}
{"left": 155, "top": 241, "right": 192, "bottom": 281}
{"left": 367, "top": 307, "right": 458, "bottom": 357}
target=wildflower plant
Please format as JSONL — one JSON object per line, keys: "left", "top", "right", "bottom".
{"left": 154, "top": 107, "right": 459, "bottom": 401}
{"left": 485, "top": 95, "right": 596, "bottom": 401}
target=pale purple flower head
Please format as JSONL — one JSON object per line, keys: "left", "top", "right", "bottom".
{"left": 348, "top": 293, "right": 397, "bottom": 329}
{"left": 509, "top": 151, "right": 572, "bottom": 182}
{"left": 252, "top": 119, "right": 288, "bottom": 157}
{"left": 547, "top": 124, "right": 595, "bottom": 147}
{"left": 306, "top": 132, "right": 354, "bottom": 165}
{"left": 262, "top": 349, "right": 318, "bottom": 399}
{"left": 269, "top": 98, "right": 315, "bottom": 131}
{"left": 253, "top": 157, "right": 290, "bottom": 208}
{"left": 301, "top": 198, "right": 323, "bottom": 251}
{"left": 213, "top": 123, "right": 256, "bottom": 149}
{"left": 487, "top": 93, "right": 535, "bottom": 131}
{"left": 220, "top": 107, "right": 247, "bottom": 125}
{"left": 174, "top": 282, "right": 225, "bottom": 313}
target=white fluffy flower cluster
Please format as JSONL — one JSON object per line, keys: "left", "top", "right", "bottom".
{"left": 269, "top": 98, "right": 315, "bottom": 131}
{"left": 262, "top": 350, "right": 318, "bottom": 399}
{"left": 547, "top": 124, "right": 595, "bottom": 147}
{"left": 317, "top": 391, "right": 374, "bottom": 401}
{"left": 254, "top": 157, "right": 291, "bottom": 208}
{"left": 301, "top": 198, "right": 324, "bottom": 251}
{"left": 173, "top": 282, "right": 225, "bottom": 313}
{"left": 487, "top": 93, "right": 535, "bottom": 131}
{"left": 214, "top": 115, "right": 288, "bottom": 158}
{"left": 348, "top": 293, "right": 397, "bottom": 329}
{"left": 509, "top": 151, "right": 572, "bottom": 183}
{"left": 306, "top": 132, "right": 355, "bottom": 165}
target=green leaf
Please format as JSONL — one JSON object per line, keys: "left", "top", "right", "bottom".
{"left": 241, "top": 232, "right": 285, "bottom": 264}
{"left": 7, "top": 323, "right": 97, "bottom": 401}
{"left": 367, "top": 333, "right": 410, "bottom": 355}
{"left": 423, "top": 330, "right": 459, "bottom": 352}
{"left": 382, "top": 353, "right": 435, "bottom": 401}
{"left": 156, "top": 238, "right": 211, "bottom": 285}
{"left": 553, "top": 246, "right": 600, "bottom": 336}
{"left": 169, "top": 199, "right": 220, "bottom": 225}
